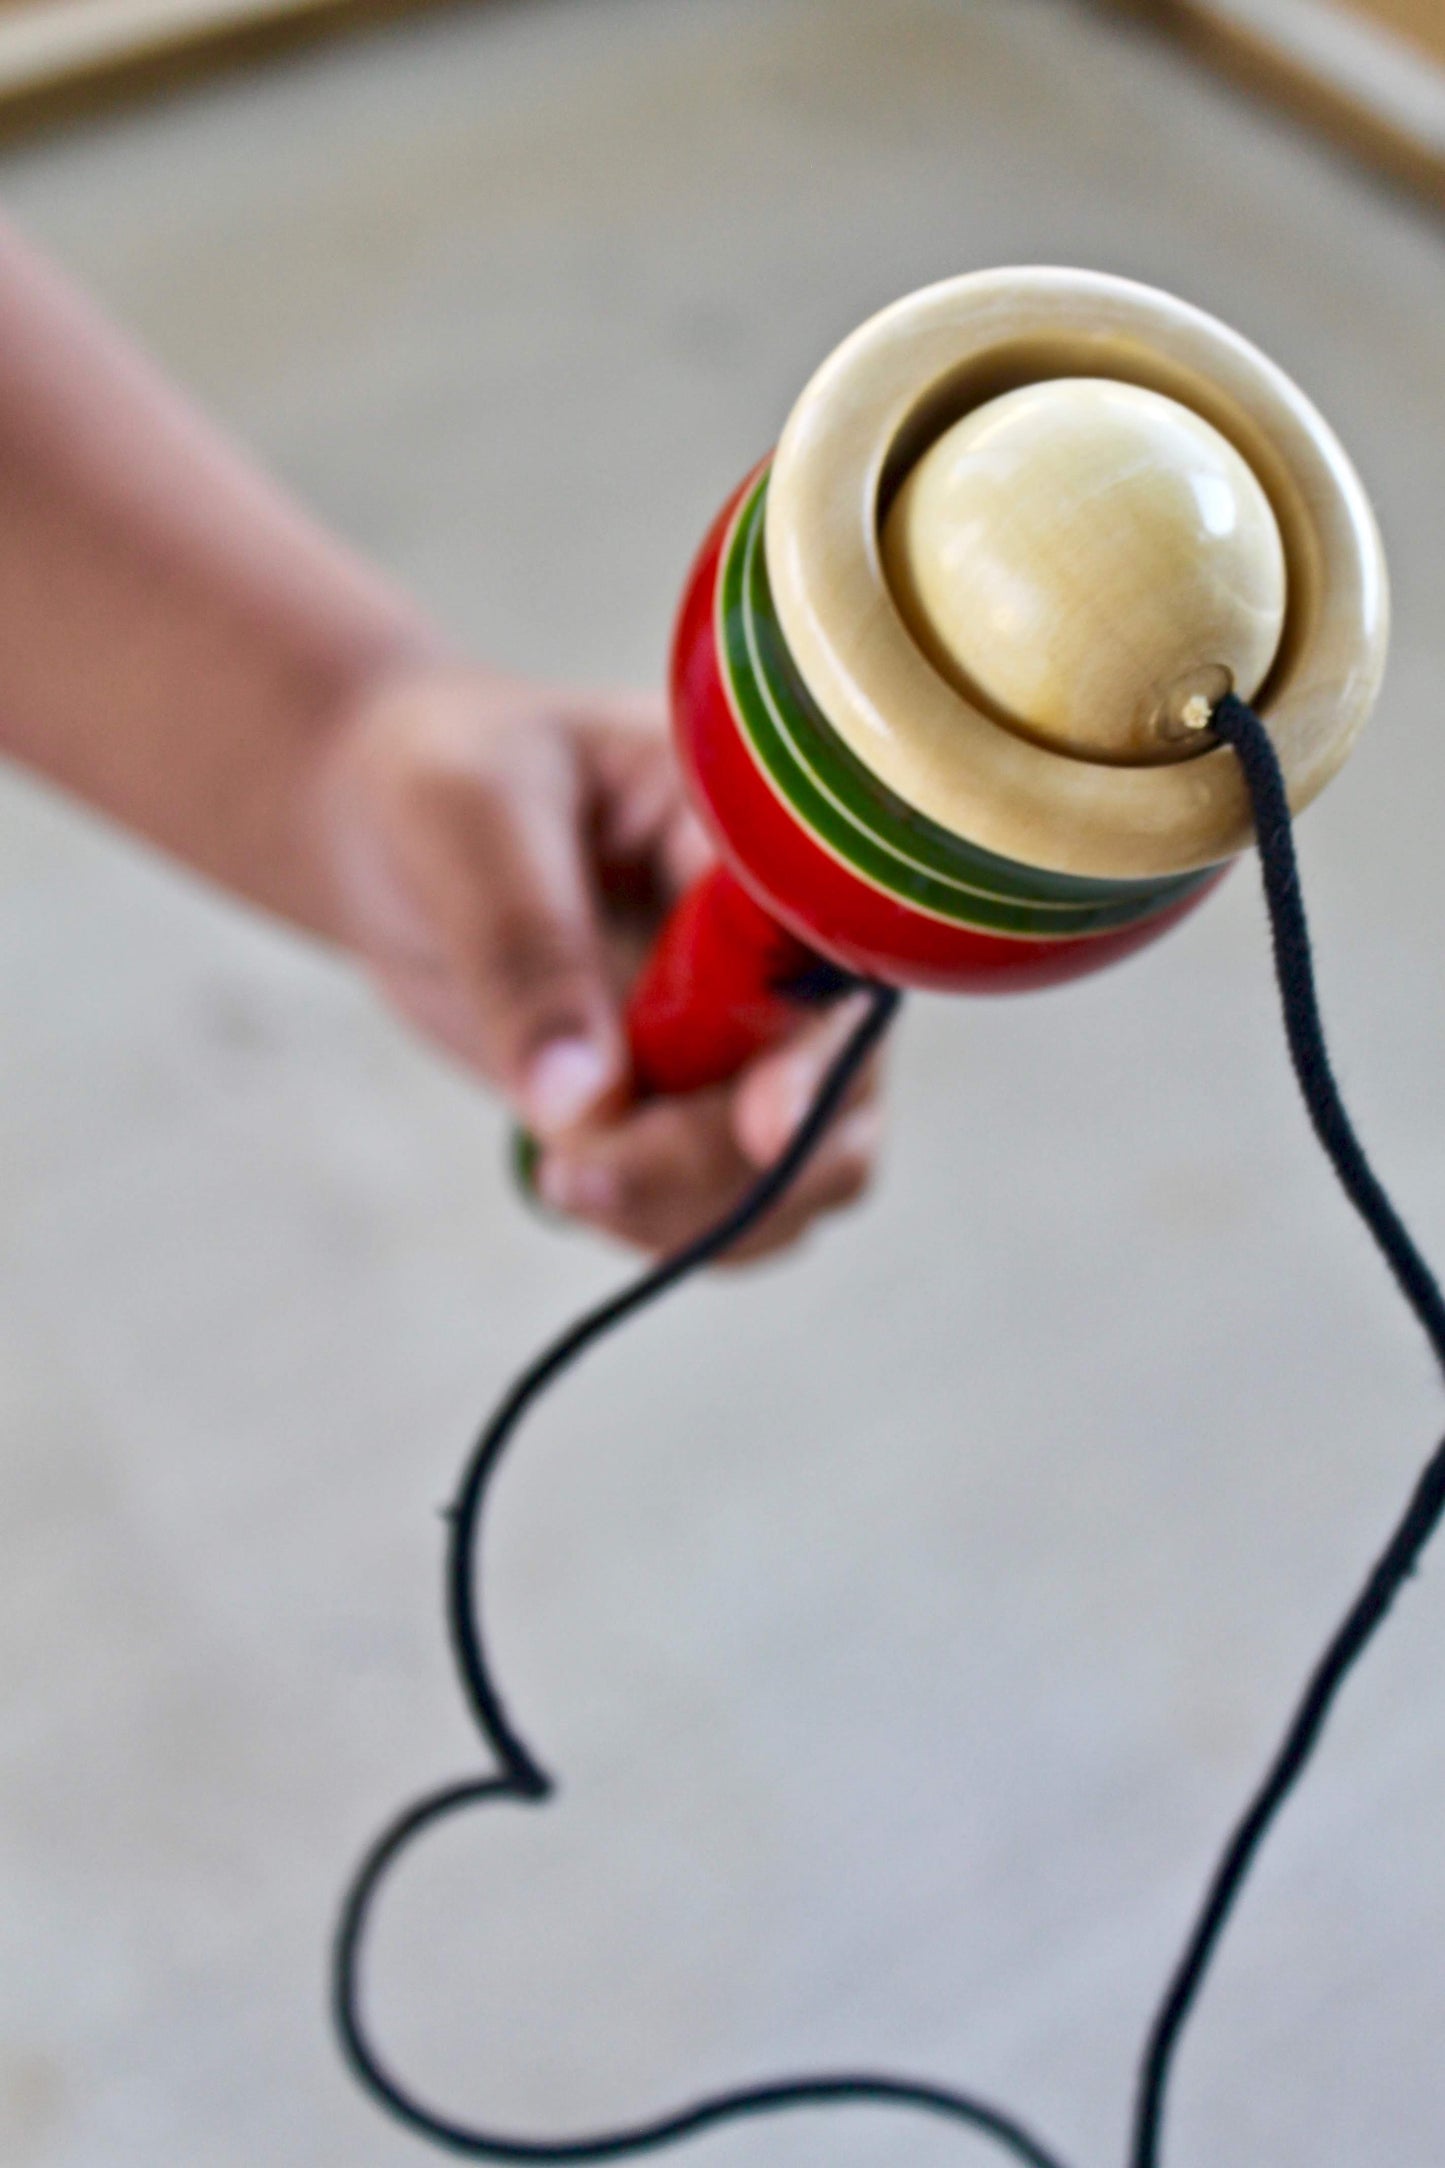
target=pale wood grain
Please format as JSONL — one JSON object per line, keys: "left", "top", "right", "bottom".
{"left": 881, "top": 379, "right": 1288, "bottom": 768}
{"left": 766, "top": 268, "right": 1386, "bottom": 881}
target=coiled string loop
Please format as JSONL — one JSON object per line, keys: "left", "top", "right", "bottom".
{"left": 334, "top": 697, "right": 1445, "bottom": 2168}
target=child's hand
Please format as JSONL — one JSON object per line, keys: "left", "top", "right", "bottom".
{"left": 316, "top": 668, "right": 885, "bottom": 1260}
{"left": 0, "top": 220, "right": 871, "bottom": 1265}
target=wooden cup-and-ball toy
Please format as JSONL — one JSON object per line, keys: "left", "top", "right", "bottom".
{"left": 346, "top": 275, "right": 1420, "bottom": 2168}
{"left": 622, "top": 267, "right": 1387, "bottom": 1098}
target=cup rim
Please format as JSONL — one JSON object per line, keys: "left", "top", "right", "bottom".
{"left": 765, "top": 267, "right": 1388, "bottom": 880}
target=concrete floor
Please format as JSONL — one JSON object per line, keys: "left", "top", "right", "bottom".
{"left": 1, "top": 2, "right": 1443, "bottom": 2163}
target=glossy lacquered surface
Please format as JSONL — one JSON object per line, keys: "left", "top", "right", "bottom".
{"left": 767, "top": 268, "right": 1389, "bottom": 878}
{"left": 665, "top": 472, "right": 1221, "bottom": 995}
{"left": 625, "top": 861, "right": 827, "bottom": 1096}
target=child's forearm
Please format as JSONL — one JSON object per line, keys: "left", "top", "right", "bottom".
{"left": 0, "top": 220, "right": 887, "bottom": 1255}
{"left": 0, "top": 216, "right": 445, "bottom": 937}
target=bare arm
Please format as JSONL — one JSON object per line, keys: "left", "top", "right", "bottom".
{"left": 0, "top": 216, "right": 882, "bottom": 1259}
{"left": 0, "top": 215, "right": 436, "bottom": 935}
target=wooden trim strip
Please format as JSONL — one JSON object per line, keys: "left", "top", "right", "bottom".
{"left": 1110, "top": 0, "right": 1445, "bottom": 206}
{"left": 0, "top": 0, "right": 458, "bottom": 141}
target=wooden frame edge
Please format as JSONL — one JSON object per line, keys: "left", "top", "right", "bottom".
{"left": 1102, "top": 0, "right": 1444, "bottom": 210}
{"left": 0, "top": 0, "right": 466, "bottom": 146}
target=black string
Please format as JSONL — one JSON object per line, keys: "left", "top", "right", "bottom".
{"left": 1129, "top": 695, "right": 1445, "bottom": 2166}
{"left": 333, "top": 695, "right": 1445, "bottom": 2168}
{"left": 333, "top": 982, "right": 1073, "bottom": 2168}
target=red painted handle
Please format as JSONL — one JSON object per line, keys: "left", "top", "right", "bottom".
{"left": 625, "top": 864, "right": 836, "bottom": 1097}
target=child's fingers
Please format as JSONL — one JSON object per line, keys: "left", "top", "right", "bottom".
{"left": 712, "top": 1105, "right": 880, "bottom": 1266}
{"left": 730, "top": 991, "right": 886, "bottom": 1169}
{"left": 428, "top": 745, "right": 628, "bottom": 1136}
{"left": 535, "top": 1091, "right": 879, "bottom": 1259}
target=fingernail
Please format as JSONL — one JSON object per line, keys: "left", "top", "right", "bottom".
{"left": 537, "top": 1155, "right": 617, "bottom": 1215}
{"left": 525, "top": 1038, "right": 613, "bottom": 1136}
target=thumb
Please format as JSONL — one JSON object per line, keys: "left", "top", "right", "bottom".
{"left": 452, "top": 745, "right": 625, "bottom": 1138}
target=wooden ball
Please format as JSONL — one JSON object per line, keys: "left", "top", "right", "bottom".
{"left": 881, "top": 378, "right": 1289, "bottom": 765}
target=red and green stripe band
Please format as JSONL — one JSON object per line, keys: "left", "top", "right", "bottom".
{"left": 719, "top": 467, "right": 1218, "bottom": 942}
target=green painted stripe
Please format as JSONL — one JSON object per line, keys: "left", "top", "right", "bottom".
{"left": 744, "top": 484, "right": 1196, "bottom": 910}
{"left": 718, "top": 472, "right": 1213, "bottom": 939}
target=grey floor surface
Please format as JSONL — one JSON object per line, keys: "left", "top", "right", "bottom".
{"left": 1, "top": 2, "right": 1443, "bottom": 2163}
